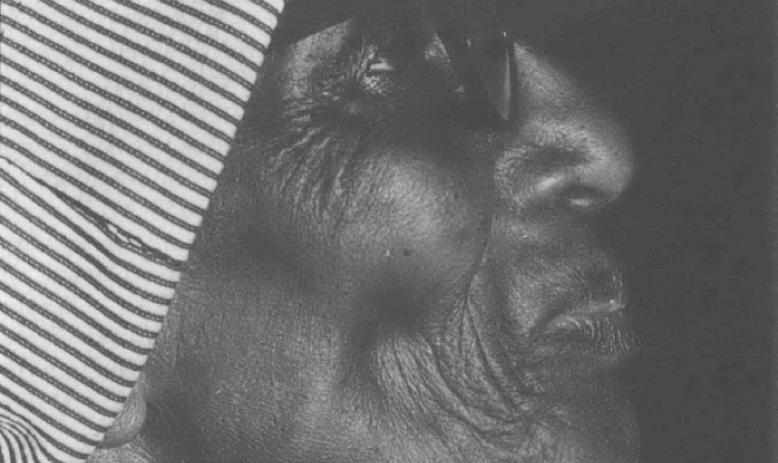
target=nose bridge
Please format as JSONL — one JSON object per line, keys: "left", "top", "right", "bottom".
{"left": 496, "top": 45, "right": 634, "bottom": 211}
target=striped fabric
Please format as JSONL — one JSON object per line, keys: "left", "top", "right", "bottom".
{"left": 0, "top": 1, "right": 283, "bottom": 462}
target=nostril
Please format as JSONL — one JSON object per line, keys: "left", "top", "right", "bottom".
{"left": 502, "top": 140, "right": 633, "bottom": 213}
{"left": 561, "top": 184, "right": 608, "bottom": 211}
{"left": 526, "top": 122, "right": 633, "bottom": 211}
{"left": 532, "top": 174, "right": 614, "bottom": 212}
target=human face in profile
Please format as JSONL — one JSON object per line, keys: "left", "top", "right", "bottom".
{"left": 123, "top": 4, "right": 639, "bottom": 463}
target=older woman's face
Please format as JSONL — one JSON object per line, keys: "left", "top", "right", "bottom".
{"left": 133, "top": 7, "right": 638, "bottom": 463}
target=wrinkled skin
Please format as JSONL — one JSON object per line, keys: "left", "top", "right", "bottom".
{"left": 91, "top": 9, "right": 639, "bottom": 463}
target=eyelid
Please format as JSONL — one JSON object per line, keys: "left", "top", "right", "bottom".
{"left": 367, "top": 53, "right": 399, "bottom": 74}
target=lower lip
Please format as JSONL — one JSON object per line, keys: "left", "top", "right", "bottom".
{"left": 542, "top": 310, "right": 639, "bottom": 366}
{"left": 545, "top": 308, "right": 629, "bottom": 332}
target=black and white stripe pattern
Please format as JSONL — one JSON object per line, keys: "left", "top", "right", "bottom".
{"left": 0, "top": 1, "right": 283, "bottom": 461}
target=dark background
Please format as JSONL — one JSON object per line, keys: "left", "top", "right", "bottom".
{"left": 518, "top": 0, "right": 776, "bottom": 462}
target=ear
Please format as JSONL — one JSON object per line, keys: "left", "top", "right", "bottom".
{"left": 99, "top": 375, "right": 147, "bottom": 448}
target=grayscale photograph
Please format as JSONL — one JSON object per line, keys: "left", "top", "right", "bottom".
{"left": 0, "top": 1, "right": 774, "bottom": 462}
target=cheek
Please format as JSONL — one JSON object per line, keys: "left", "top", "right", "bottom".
{"left": 175, "top": 143, "right": 496, "bottom": 455}
{"left": 337, "top": 139, "right": 496, "bottom": 293}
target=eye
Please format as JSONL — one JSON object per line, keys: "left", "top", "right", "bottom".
{"left": 359, "top": 46, "right": 409, "bottom": 96}
{"left": 366, "top": 52, "right": 400, "bottom": 75}
{"left": 354, "top": 29, "right": 463, "bottom": 105}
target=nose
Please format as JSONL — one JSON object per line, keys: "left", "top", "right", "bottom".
{"left": 494, "top": 45, "right": 634, "bottom": 212}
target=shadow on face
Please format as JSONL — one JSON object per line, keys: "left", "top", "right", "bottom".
{"left": 105, "top": 4, "right": 641, "bottom": 463}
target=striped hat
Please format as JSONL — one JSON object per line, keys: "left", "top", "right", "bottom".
{"left": 0, "top": 1, "right": 283, "bottom": 462}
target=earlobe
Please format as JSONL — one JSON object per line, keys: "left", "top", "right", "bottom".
{"left": 99, "top": 376, "right": 147, "bottom": 449}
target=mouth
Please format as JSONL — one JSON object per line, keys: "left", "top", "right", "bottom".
{"left": 541, "top": 303, "right": 640, "bottom": 368}
{"left": 545, "top": 299, "right": 626, "bottom": 331}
